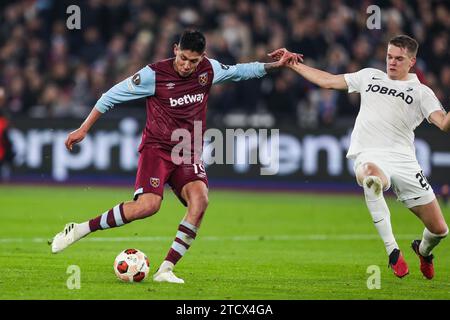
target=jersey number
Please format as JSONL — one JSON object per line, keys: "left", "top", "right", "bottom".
{"left": 415, "top": 171, "right": 430, "bottom": 190}
{"left": 193, "top": 164, "right": 205, "bottom": 174}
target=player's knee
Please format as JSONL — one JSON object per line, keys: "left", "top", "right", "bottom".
{"left": 142, "top": 200, "right": 161, "bottom": 217}
{"left": 432, "top": 225, "right": 449, "bottom": 238}
{"left": 363, "top": 175, "right": 383, "bottom": 198}
{"left": 363, "top": 175, "right": 382, "bottom": 190}
{"left": 202, "top": 194, "right": 209, "bottom": 209}
{"left": 189, "top": 192, "right": 209, "bottom": 211}
{"left": 196, "top": 193, "right": 209, "bottom": 210}
{"left": 361, "top": 163, "right": 378, "bottom": 176}
{"left": 135, "top": 195, "right": 161, "bottom": 219}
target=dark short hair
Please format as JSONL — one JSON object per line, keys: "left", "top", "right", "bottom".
{"left": 388, "top": 35, "right": 419, "bottom": 57}
{"left": 178, "top": 30, "right": 206, "bottom": 53}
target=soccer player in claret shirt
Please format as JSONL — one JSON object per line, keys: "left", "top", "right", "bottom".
{"left": 269, "top": 35, "right": 450, "bottom": 279}
{"left": 50, "top": 30, "right": 296, "bottom": 283}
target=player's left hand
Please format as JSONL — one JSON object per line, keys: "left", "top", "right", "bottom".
{"left": 65, "top": 128, "right": 87, "bottom": 151}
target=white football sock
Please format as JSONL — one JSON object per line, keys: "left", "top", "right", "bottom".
{"left": 158, "top": 260, "right": 175, "bottom": 272}
{"left": 363, "top": 176, "right": 398, "bottom": 255}
{"left": 419, "top": 228, "right": 448, "bottom": 257}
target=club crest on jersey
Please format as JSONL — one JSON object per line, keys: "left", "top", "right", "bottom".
{"left": 150, "top": 177, "right": 160, "bottom": 188}
{"left": 198, "top": 72, "right": 208, "bottom": 86}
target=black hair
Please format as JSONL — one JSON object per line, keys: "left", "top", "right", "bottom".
{"left": 178, "top": 30, "right": 206, "bottom": 53}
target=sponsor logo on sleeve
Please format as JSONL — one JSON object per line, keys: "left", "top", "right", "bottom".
{"left": 132, "top": 73, "right": 141, "bottom": 85}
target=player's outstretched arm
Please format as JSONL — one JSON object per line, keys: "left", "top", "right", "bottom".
{"left": 268, "top": 48, "right": 348, "bottom": 90}
{"left": 208, "top": 51, "right": 300, "bottom": 84}
{"left": 65, "top": 65, "right": 156, "bottom": 151}
{"left": 429, "top": 110, "right": 450, "bottom": 132}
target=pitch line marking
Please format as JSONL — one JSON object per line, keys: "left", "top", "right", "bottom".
{"left": 0, "top": 234, "right": 419, "bottom": 243}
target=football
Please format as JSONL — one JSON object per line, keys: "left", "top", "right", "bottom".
{"left": 113, "top": 248, "right": 150, "bottom": 282}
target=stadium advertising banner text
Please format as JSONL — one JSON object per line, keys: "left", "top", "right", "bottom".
{"left": 8, "top": 117, "right": 450, "bottom": 186}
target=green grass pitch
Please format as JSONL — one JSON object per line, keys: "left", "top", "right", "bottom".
{"left": 1, "top": 185, "right": 449, "bottom": 300}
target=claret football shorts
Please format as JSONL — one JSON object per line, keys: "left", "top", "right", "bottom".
{"left": 133, "top": 145, "right": 208, "bottom": 206}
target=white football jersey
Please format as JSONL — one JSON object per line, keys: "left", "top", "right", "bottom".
{"left": 344, "top": 68, "right": 443, "bottom": 159}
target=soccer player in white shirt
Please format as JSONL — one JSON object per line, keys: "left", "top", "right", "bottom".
{"left": 269, "top": 35, "right": 449, "bottom": 279}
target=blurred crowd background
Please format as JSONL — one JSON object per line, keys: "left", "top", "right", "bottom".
{"left": 0, "top": 0, "right": 450, "bottom": 128}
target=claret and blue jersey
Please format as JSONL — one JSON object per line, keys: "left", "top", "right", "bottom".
{"left": 94, "top": 57, "right": 266, "bottom": 153}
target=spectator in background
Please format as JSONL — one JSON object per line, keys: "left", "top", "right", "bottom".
{"left": 440, "top": 184, "right": 449, "bottom": 206}
{"left": 297, "top": 94, "right": 319, "bottom": 129}
{"left": 440, "top": 65, "right": 450, "bottom": 103}
{"left": 264, "top": 70, "right": 297, "bottom": 125}
{"left": 6, "top": 73, "right": 27, "bottom": 115}
{"left": 80, "top": 26, "right": 105, "bottom": 64}
{"left": 0, "top": 0, "right": 449, "bottom": 127}
{"left": 0, "top": 87, "right": 14, "bottom": 182}
{"left": 316, "top": 89, "right": 339, "bottom": 126}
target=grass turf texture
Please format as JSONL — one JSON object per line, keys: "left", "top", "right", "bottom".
{"left": 0, "top": 185, "right": 449, "bottom": 300}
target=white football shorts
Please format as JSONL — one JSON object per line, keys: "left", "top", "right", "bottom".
{"left": 353, "top": 151, "right": 436, "bottom": 208}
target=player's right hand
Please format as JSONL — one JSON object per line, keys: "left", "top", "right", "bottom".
{"left": 268, "top": 48, "right": 303, "bottom": 65}
{"left": 65, "top": 128, "right": 87, "bottom": 151}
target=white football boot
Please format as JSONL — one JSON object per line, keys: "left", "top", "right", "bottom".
{"left": 49, "top": 222, "right": 82, "bottom": 253}
{"left": 153, "top": 268, "right": 185, "bottom": 284}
